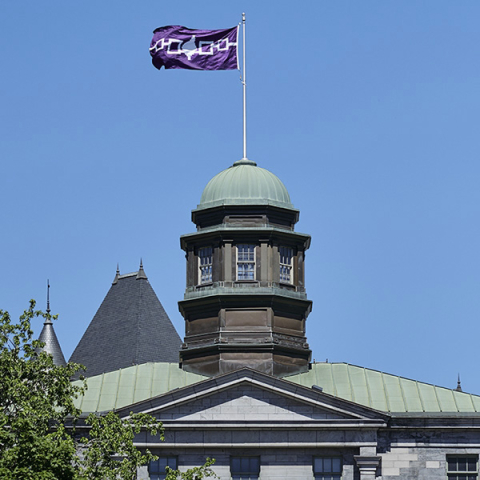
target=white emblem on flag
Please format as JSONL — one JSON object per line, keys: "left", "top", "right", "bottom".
{"left": 149, "top": 35, "right": 237, "bottom": 59}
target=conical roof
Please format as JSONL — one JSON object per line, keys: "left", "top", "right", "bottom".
{"left": 35, "top": 281, "right": 66, "bottom": 366}
{"left": 69, "top": 265, "right": 182, "bottom": 377}
{"left": 36, "top": 318, "right": 67, "bottom": 366}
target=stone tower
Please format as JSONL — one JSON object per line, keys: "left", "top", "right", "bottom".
{"left": 179, "top": 158, "right": 312, "bottom": 377}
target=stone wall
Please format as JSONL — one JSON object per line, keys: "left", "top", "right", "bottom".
{"left": 138, "top": 448, "right": 358, "bottom": 480}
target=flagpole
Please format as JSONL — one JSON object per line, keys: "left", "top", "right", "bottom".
{"left": 242, "top": 12, "right": 247, "bottom": 160}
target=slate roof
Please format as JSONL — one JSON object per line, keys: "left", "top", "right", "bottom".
{"left": 36, "top": 317, "right": 66, "bottom": 366}
{"left": 73, "top": 362, "right": 480, "bottom": 414}
{"left": 69, "top": 267, "right": 182, "bottom": 378}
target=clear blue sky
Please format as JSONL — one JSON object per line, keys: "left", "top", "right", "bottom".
{"left": 2, "top": 2, "right": 480, "bottom": 393}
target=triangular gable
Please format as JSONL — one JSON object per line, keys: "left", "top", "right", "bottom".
{"left": 116, "top": 368, "right": 389, "bottom": 424}
{"left": 156, "top": 383, "right": 346, "bottom": 422}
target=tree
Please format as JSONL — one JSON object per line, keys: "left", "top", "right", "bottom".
{"left": 0, "top": 300, "right": 83, "bottom": 479}
{"left": 77, "top": 411, "right": 162, "bottom": 480}
{"left": 0, "top": 302, "right": 217, "bottom": 479}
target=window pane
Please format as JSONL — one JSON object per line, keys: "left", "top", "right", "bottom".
{"left": 314, "top": 457, "right": 342, "bottom": 477}
{"left": 314, "top": 458, "right": 323, "bottom": 472}
{"left": 447, "top": 456, "right": 479, "bottom": 479}
{"left": 237, "top": 245, "right": 255, "bottom": 280}
{"left": 231, "top": 457, "right": 241, "bottom": 471}
{"left": 279, "top": 246, "right": 293, "bottom": 283}
{"left": 238, "top": 244, "right": 255, "bottom": 261}
{"left": 231, "top": 456, "right": 260, "bottom": 475}
{"left": 240, "top": 457, "right": 250, "bottom": 471}
{"left": 332, "top": 457, "right": 341, "bottom": 472}
{"left": 199, "top": 247, "right": 213, "bottom": 283}
{"left": 238, "top": 263, "right": 254, "bottom": 280}
{"left": 449, "top": 458, "right": 458, "bottom": 471}
{"left": 150, "top": 457, "right": 177, "bottom": 479}
{"left": 250, "top": 457, "right": 260, "bottom": 472}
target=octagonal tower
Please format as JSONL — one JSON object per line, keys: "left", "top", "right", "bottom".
{"left": 179, "top": 158, "right": 312, "bottom": 377}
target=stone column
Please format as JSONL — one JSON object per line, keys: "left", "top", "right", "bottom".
{"left": 223, "top": 240, "right": 232, "bottom": 283}
{"left": 354, "top": 456, "right": 381, "bottom": 480}
{"left": 260, "top": 241, "right": 268, "bottom": 283}
{"left": 272, "top": 244, "right": 280, "bottom": 283}
{"left": 186, "top": 248, "right": 196, "bottom": 287}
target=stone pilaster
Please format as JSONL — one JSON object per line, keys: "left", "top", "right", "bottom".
{"left": 354, "top": 456, "right": 381, "bottom": 480}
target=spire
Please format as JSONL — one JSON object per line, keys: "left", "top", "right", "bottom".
{"left": 112, "top": 264, "right": 120, "bottom": 285}
{"left": 136, "top": 258, "right": 147, "bottom": 280}
{"left": 44, "top": 279, "right": 52, "bottom": 324}
{"left": 456, "top": 373, "right": 462, "bottom": 392}
{"left": 35, "top": 280, "right": 66, "bottom": 366}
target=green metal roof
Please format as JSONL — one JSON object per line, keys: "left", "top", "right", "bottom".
{"left": 288, "top": 363, "right": 480, "bottom": 414}
{"left": 73, "top": 362, "right": 480, "bottom": 414}
{"left": 196, "top": 158, "right": 294, "bottom": 211}
{"left": 73, "top": 362, "right": 206, "bottom": 412}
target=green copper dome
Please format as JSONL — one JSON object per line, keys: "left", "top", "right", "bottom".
{"left": 197, "top": 158, "right": 294, "bottom": 210}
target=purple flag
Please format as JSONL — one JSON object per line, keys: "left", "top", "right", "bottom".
{"left": 150, "top": 25, "right": 238, "bottom": 71}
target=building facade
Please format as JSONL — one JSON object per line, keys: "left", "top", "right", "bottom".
{"left": 65, "top": 157, "right": 480, "bottom": 480}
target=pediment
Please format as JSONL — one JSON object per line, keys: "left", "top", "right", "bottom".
{"left": 118, "top": 368, "right": 389, "bottom": 424}
{"left": 158, "top": 383, "right": 347, "bottom": 421}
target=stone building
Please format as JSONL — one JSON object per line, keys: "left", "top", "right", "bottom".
{"left": 52, "top": 157, "right": 480, "bottom": 479}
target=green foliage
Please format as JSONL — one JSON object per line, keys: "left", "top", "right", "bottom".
{"left": 0, "top": 302, "right": 217, "bottom": 479}
{"left": 0, "top": 301, "right": 84, "bottom": 479}
{"left": 165, "top": 457, "right": 218, "bottom": 480}
{"left": 77, "top": 411, "right": 163, "bottom": 480}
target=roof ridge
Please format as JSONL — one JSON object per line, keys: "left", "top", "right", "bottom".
{"left": 362, "top": 366, "right": 373, "bottom": 411}
{"left": 382, "top": 371, "right": 392, "bottom": 412}
{"left": 346, "top": 363, "right": 355, "bottom": 404}
{"left": 118, "top": 272, "right": 138, "bottom": 279}
{"left": 397, "top": 375, "right": 408, "bottom": 413}
{"left": 415, "top": 379, "right": 426, "bottom": 413}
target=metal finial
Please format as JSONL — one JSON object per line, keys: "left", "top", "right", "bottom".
{"left": 44, "top": 279, "right": 52, "bottom": 325}
{"left": 456, "top": 373, "right": 462, "bottom": 392}
{"left": 112, "top": 264, "right": 120, "bottom": 285}
{"left": 46, "top": 279, "right": 51, "bottom": 314}
{"left": 137, "top": 258, "right": 147, "bottom": 280}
